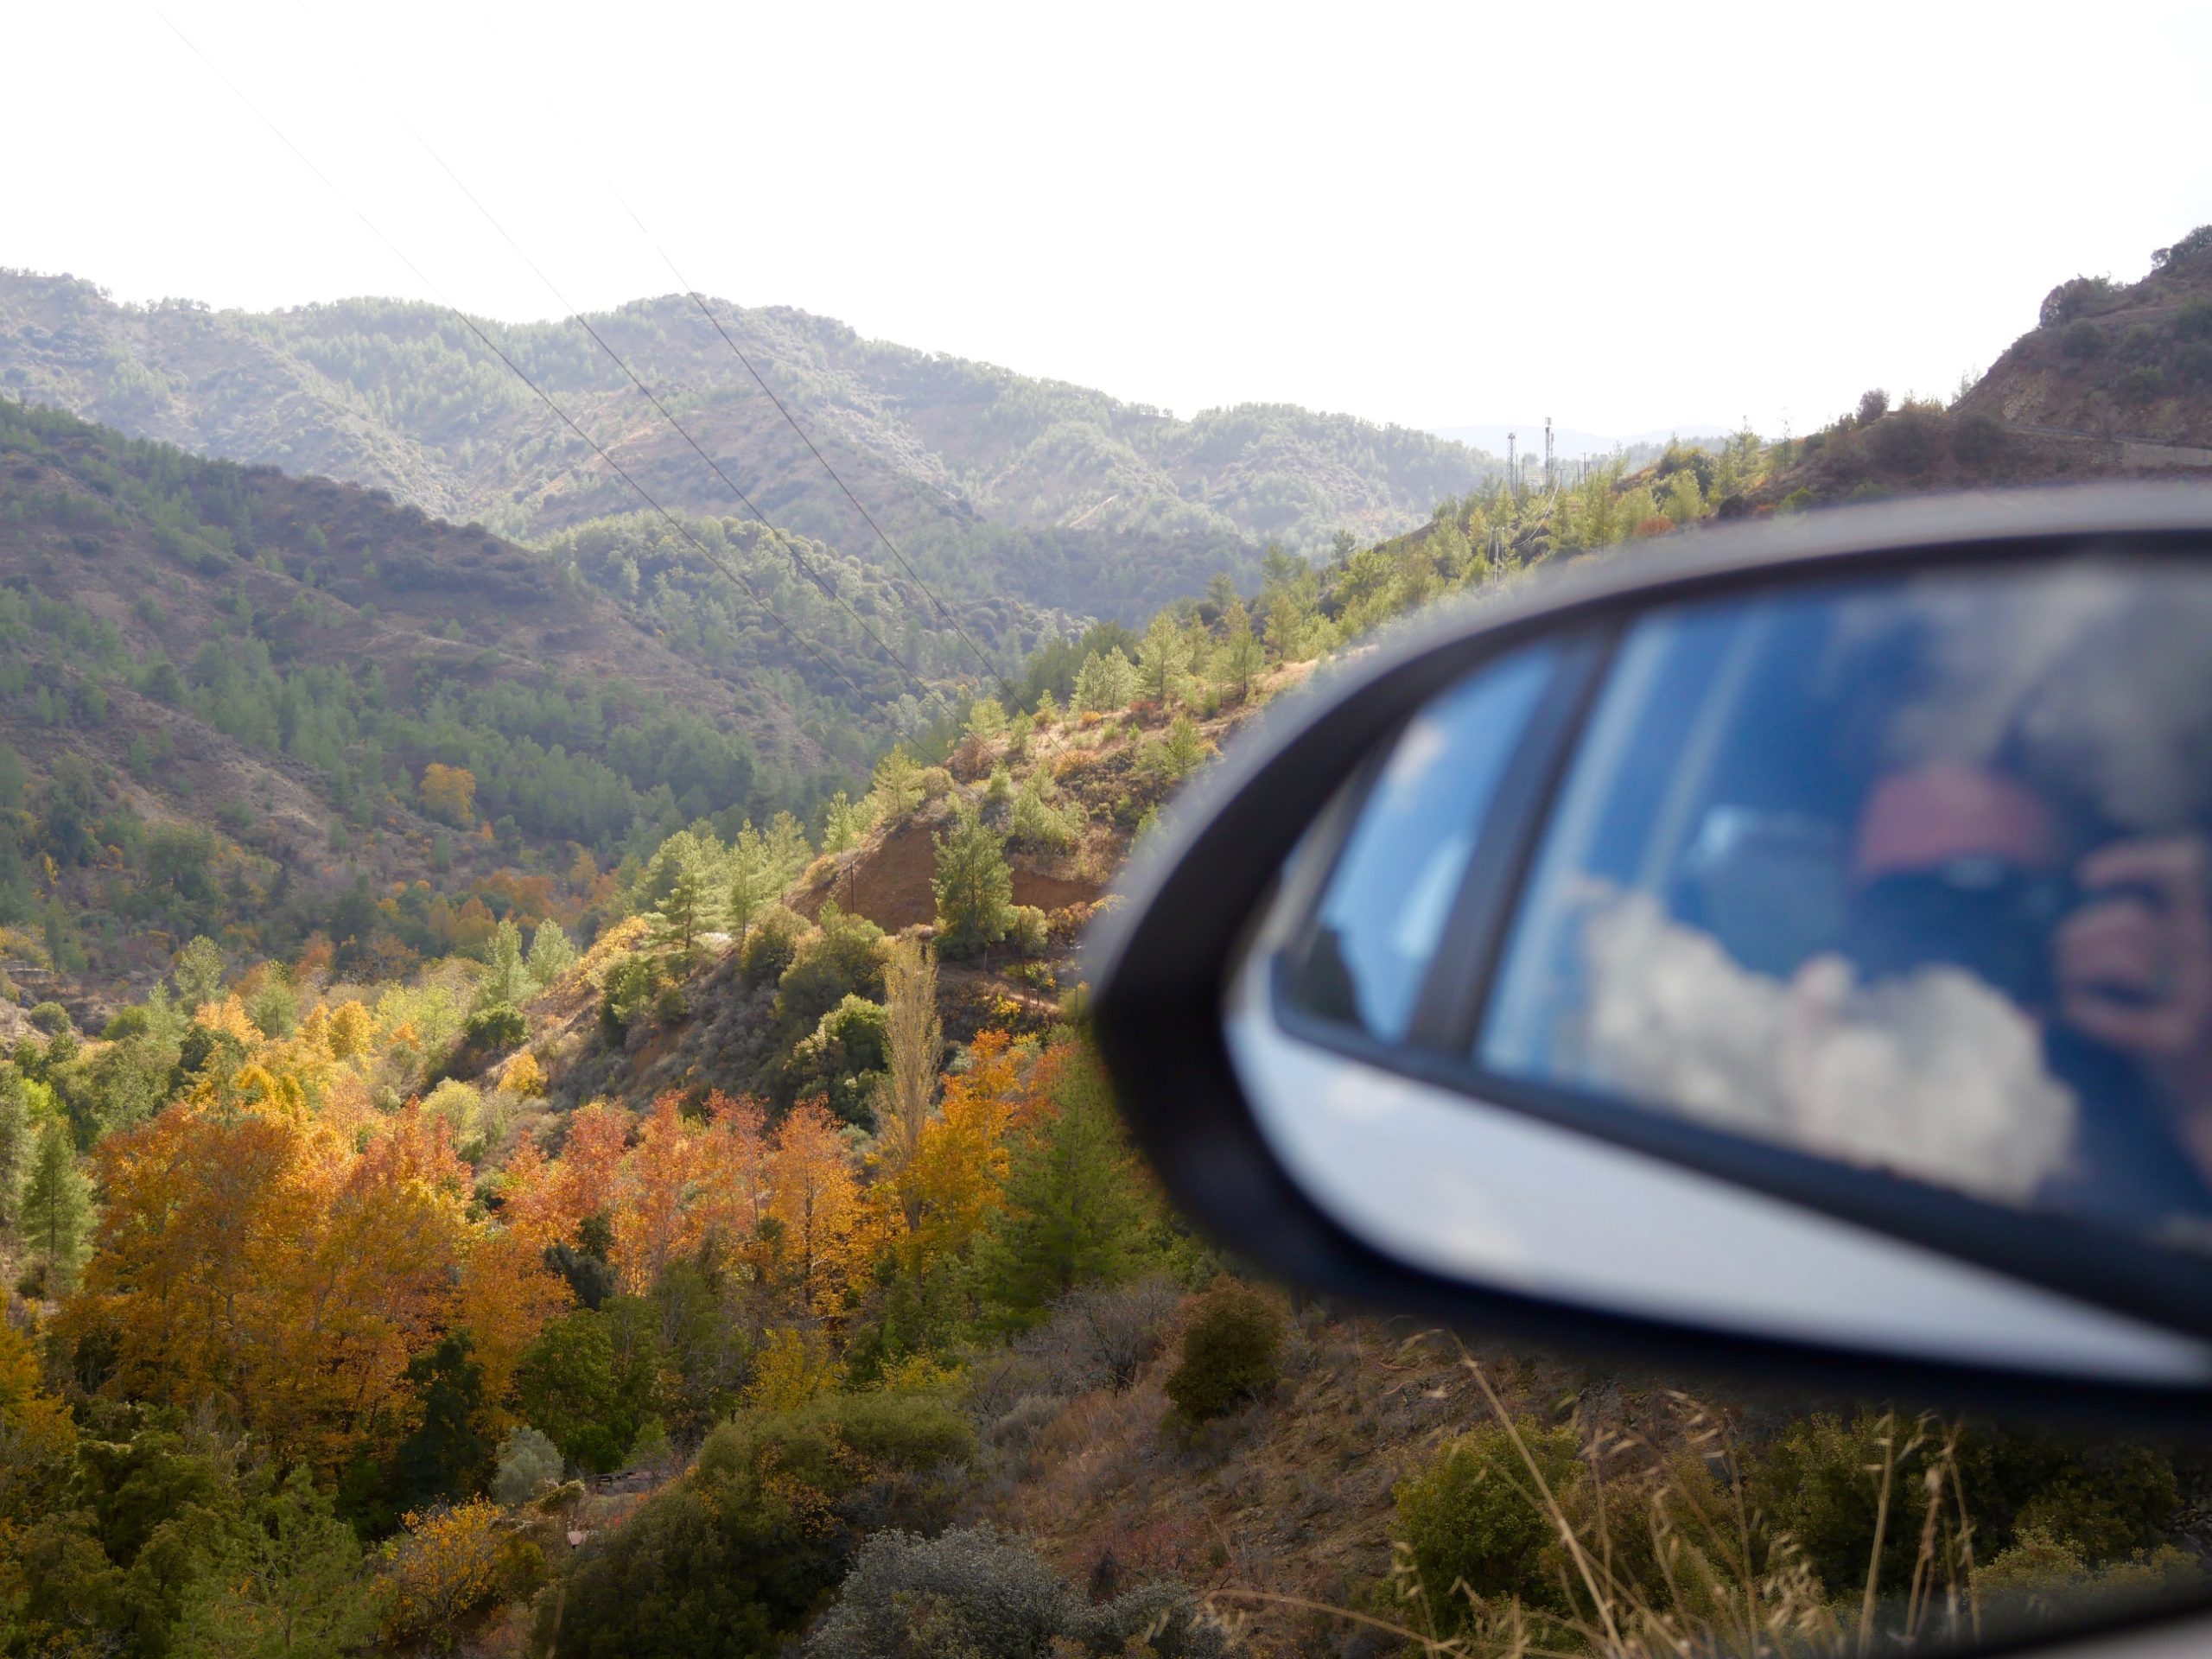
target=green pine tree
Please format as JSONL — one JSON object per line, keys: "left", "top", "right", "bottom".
{"left": 964, "top": 698, "right": 1007, "bottom": 741}
{"left": 931, "top": 805, "right": 1014, "bottom": 959}
{"left": 170, "top": 935, "right": 225, "bottom": 1010}
{"left": 822, "top": 790, "right": 872, "bottom": 857}
{"left": 870, "top": 747, "right": 925, "bottom": 819}
{"left": 394, "top": 1333, "right": 493, "bottom": 1505}
{"left": 645, "top": 835, "right": 721, "bottom": 961}
{"left": 1072, "top": 650, "right": 1137, "bottom": 715}
{"left": 174, "top": 1465, "right": 378, "bottom": 1659}
{"left": 1218, "top": 600, "right": 1265, "bottom": 702}
{"left": 479, "top": 917, "right": 529, "bottom": 1007}
{"left": 21, "top": 1119, "right": 91, "bottom": 1287}
{"left": 1137, "top": 613, "right": 1193, "bottom": 706}
{"left": 1160, "top": 713, "right": 1208, "bottom": 781}
{"left": 976, "top": 1047, "right": 1155, "bottom": 1322}
{"left": 0, "top": 1065, "right": 27, "bottom": 1236}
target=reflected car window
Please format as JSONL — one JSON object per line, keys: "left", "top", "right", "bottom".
{"left": 1480, "top": 561, "right": 2212, "bottom": 1238}
{"left": 1281, "top": 644, "right": 1555, "bottom": 1042}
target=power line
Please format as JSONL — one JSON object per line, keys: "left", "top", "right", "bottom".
{"left": 411, "top": 131, "right": 959, "bottom": 718}
{"left": 615, "top": 193, "right": 1020, "bottom": 708}
{"left": 154, "top": 10, "right": 876, "bottom": 709}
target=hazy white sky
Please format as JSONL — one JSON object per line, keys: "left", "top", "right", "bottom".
{"left": 11, "top": 2, "right": 2211, "bottom": 438}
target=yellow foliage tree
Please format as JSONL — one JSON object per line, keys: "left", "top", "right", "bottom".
{"left": 419, "top": 763, "right": 478, "bottom": 829}
{"left": 744, "top": 1326, "right": 839, "bottom": 1411}
{"left": 73, "top": 1098, "right": 474, "bottom": 1472}
{"left": 326, "top": 999, "right": 375, "bottom": 1061}
{"left": 874, "top": 1029, "right": 1026, "bottom": 1306}
{"left": 0, "top": 1316, "right": 73, "bottom": 1475}
{"left": 198, "top": 992, "right": 266, "bottom": 1051}
{"left": 768, "top": 1099, "right": 860, "bottom": 1318}
{"left": 420, "top": 1080, "right": 484, "bottom": 1147}
{"left": 457, "top": 1225, "right": 571, "bottom": 1422}
{"left": 294, "top": 1002, "right": 334, "bottom": 1061}
{"left": 380, "top": 1497, "right": 507, "bottom": 1649}
{"left": 499, "top": 1049, "right": 545, "bottom": 1096}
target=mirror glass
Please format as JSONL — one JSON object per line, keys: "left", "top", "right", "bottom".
{"left": 1479, "top": 559, "right": 2212, "bottom": 1246}
{"left": 1280, "top": 642, "right": 1558, "bottom": 1041}
{"left": 1236, "top": 556, "right": 2212, "bottom": 1378}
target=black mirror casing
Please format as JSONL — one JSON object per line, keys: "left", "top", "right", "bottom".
{"left": 1087, "top": 483, "right": 2212, "bottom": 1430}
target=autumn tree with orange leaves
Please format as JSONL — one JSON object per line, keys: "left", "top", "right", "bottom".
{"left": 613, "top": 1093, "right": 702, "bottom": 1294}
{"left": 870, "top": 1029, "right": 1033, "bottom": 1314}
{"left": 70, "top": 1099, "right": 476, "bottom": 1471}
{"left": 767, "top": 1098, "right": 861, "bottom": 1319}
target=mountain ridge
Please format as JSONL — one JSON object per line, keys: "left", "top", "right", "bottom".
{"left": 0, "top": 272, "right": 1504, "bottom": 622}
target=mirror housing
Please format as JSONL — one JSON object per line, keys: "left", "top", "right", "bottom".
{"left": 1089, "top": 484, "right": 2212, "bottom": 1427}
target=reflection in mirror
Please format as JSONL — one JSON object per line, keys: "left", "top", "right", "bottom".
{"left": 1280, "top": 643, "right": 1556, "bottom": 1041}
{"left": 1479, "top": 558, "right": 2212, "bottom": 1244}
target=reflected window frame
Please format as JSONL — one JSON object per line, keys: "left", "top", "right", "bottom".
{"left": 1275, "top": 638, "right": 1592, "bottom": 1045}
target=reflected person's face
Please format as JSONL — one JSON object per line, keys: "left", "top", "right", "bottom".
{"left": 1844, "top": 764, "right": 2069, "bottom": 1007}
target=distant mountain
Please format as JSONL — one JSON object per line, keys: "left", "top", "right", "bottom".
{"left": 1432, "top": 422, "right": 1730, "bottom": 462}
{"left": 0, "top": 398, "right": 1076, "bottom": 1000}
{"left": 0, "top": 272, "right": 1503, "bottom": 623}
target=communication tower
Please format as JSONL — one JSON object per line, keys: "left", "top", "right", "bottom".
{"left": 1544, "top": 417, "right": 1555, "bottom": 492}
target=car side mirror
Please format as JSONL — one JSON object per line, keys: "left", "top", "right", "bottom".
{"left": 1090, "top": 486, "right": 2212, "bottom": 1424}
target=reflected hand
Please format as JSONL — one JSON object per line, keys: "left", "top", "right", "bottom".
{"left": 2054, "top": 836, "right": 2212, "bottom": 1116}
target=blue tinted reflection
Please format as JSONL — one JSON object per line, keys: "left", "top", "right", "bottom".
{"left": 1290, "top": 645, "right": 1554, "bottom": 1041}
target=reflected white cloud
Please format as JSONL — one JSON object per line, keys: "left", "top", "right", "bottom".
{"left": 1566, "top": 887, "right": 2077, "bottom": 1205}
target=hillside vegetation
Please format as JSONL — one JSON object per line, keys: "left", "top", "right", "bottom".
{"left": 3, "top": 554, "right": 2194, "bottom": 1657}
{"left": 4, "top": 231, "right": 2212, "bottom": 1659}
{"left": 0, "top": 398, "right": 1065, "bottom": 1009}
{"left": 1959, "top": 225, "right": 2212, "bottom": 447}
{"left": 0, "top": 275, "right": 1502, "bottom": 621}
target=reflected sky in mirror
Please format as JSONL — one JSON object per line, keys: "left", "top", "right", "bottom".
{"left": 1481, "top": 559, "right": 2212, "bottom": 1245}
{"left": 1286, "top": 644, "right": 1554, "bottom": 1042}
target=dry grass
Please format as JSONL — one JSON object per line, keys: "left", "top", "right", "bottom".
{"left": 969, "top": 1306, "right": 1597, "bottom": 1658}
{"left": 1198, "top": 1350, "right": 1989, "bottom": 1659}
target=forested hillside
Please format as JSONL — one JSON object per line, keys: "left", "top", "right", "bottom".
{"left": 6, "top": 230, "right": 2212, "bottom": 1659}
{"left": 0, "top": 398, "right": 1060, "bottom": 1011}
{"left": 3, "top": 526, "right": 2195, "bottom": 1657}
{"left": 0, "top": 273, "right": 1501, "bottom": 621}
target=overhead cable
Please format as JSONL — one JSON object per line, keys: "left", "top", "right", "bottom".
{"left": 616, "top": 191, "right": 1021, "bottom": 707}
{"left": 156, "top": 10, "right": 879, "bottom": 709}
{"left": 413, "top": 131, "right": 960, "bottom": 716}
